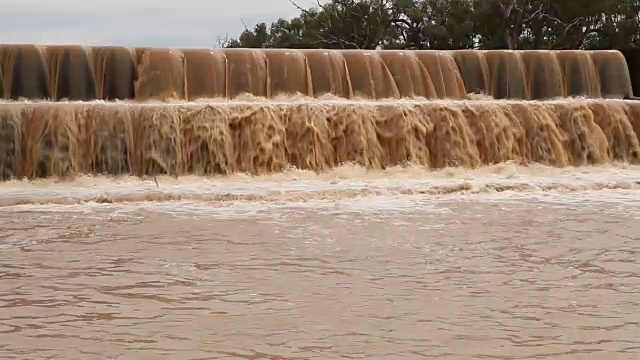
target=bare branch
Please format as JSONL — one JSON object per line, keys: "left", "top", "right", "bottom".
{"left": 523, "top": 4, "right": 545, "bottom": 22}
{"left": 214, "top": 34, "right": 232, "bottom": 48}
{"left": 288, "top": 0, "right": 364, "bottom": 48}
{"left": 240, "top": 18, "right": 250, "bottom": 32}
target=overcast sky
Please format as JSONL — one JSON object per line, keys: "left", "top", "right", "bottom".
{"left": 0, "top": 0, "right": 318, "bottom": 47}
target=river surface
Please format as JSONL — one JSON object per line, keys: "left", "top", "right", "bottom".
{"left": 1, "top": 164, "right": 639, "bottom": 359}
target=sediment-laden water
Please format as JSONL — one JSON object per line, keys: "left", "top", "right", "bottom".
{"left": 0, "top": 46, "right": 633, "bottom": 101}
{"left": 1, "top": 44, "right": 639, "bottom": 359}
{"left": 1, "top": 164, "right": 639, "bottom": 359}
{"left": 0, "top": 98, "right": 639, "bottom": 181}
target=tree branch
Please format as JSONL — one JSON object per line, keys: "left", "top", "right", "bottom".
{"left": 288, "top": 0, "right": 363, "bottom": 48}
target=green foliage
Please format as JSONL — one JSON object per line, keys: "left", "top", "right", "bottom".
{"left": 225, "top": 0, "right": 640, "bottom": 50}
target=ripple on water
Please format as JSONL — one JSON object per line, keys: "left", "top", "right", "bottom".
{"left": 0, "top": 165, "right": 639, "bottom": 359}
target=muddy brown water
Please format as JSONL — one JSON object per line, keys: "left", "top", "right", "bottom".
{"left": 1, "top": 164, "right": 639, "bottom": 359}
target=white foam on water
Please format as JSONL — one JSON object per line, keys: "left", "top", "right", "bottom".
{"left": 1, "top": 163, "right": 638, "bottom": 198}
{"left": 0, "top": 96, "right": 627, "bottom": 107}
{"left": 1, "top": 163, "right": 639, "bottom": 218}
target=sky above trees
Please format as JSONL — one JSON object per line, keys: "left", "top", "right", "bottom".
{"left": 0, "top": 0, "right": 318, "bottom": 46}
{"left": 1, "top": 0, "right": 638, "bottom": 50}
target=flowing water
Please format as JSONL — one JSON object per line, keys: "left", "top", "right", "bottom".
{"left": 2, "top": 98, "right": 640, "bottom": 181}
{"left": 1, "top": 163, "right": 640, "bottom": 359}
{"left": 1, "top": 45, "right": 639, "bottom": 358}
{"left": 0, "top": 46, "right": 634, "bottom": 101}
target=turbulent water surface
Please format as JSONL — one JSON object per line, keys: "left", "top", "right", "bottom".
{"left": 2, "top": 44, "right": 638, "bottom": 359}
{"left": 1, "top": 164, "right": 639, "bottom": 359}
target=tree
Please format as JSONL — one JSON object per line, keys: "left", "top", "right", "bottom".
{"left": 392, "top": 0, "right": 475, "bottom": 49}
{"left": 472, "top": 0, "right": 547, "bottom": 49}
{"left": 226, "top": 0, "right": 640, "bottom": 50}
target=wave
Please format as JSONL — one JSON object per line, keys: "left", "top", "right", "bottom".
{"left": 1, "top": 163, "right": 639, "bottom": 207}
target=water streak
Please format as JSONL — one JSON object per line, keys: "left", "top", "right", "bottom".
{"left": 0, "top": 98, "right": 639, "bottom": 180}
